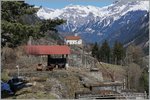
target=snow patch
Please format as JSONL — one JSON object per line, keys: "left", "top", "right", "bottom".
{"left": 85, "top": 28, "right": 95, "bottom": 33}
{"left": 97, "top": 32, "right": 103, "bottom": 36}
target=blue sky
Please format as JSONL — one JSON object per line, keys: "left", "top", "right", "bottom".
{"left": 25, "top": 0, "right": 115, "bottom": 9}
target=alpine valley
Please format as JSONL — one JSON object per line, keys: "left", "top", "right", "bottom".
{"left": 36, "top": 0, "right": 149, "bottom": 54}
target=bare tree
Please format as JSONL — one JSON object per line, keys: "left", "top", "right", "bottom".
{"left": 128, "top": 63, "right": 142, "bottom": 89}
{"left": 123, "top": 44, "right": 143, "bottom": 90}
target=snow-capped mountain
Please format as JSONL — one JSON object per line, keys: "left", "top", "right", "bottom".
{"left": 37, "top": 1, "right": 148, "bottom": 20}
{"left": 37, "top": 0, "right": 149, "bottom": 48}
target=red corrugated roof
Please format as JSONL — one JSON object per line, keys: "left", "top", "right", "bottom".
{"left": 25, "top": 45, "right": 70, "bottom": 55}
{"left": 65, "top": 36, "right": 81, "bottom": 40}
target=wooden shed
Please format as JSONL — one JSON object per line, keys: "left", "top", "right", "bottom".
{"left": 25, "top": 45, "right": 70, "bottom": 70}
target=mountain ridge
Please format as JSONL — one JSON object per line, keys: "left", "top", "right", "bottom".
{"left": 36, "top": 0, "right": 149, "bottom": 54}
{"left": 37, "top": 1, "right": 148, "bottom": 20}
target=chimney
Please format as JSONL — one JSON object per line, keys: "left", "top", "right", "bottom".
{"left": 75, "top": 33, "right": 78, "bottom": 36}
{"left": 28, "top": 36, "right": 32, "bottom": 45}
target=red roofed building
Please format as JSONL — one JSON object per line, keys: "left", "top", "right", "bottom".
{"left": 26, "top": 45, "right": 70, "bottom": 55}
{"left": 25, "top": 45, "right": 70, "bottom": 70}
{"left": 65, "top": 35, "right": 82, "bottom": 45}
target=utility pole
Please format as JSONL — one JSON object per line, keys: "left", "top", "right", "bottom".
{"left": 16, "top": 65, "right": 19, "bottom": 78}
{"left": 85, "top": 54, "right": 87, "bottom": 68}
{"left": 123, "top": 78, "right": 126, "bottom": 90}
{"left": 82, "top": 45, "right": 84, "bottom": 66}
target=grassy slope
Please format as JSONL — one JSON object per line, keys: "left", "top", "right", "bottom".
{"left": 97, "top": 62, "right": 125, "bottom": 82}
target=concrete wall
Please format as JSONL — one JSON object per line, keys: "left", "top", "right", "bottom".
{"left": 92, "top": 85, "right": 123, "bottom": 93}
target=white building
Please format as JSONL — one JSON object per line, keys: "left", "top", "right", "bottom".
{"left": 65, "top": 36, "right": 82, "bottom": 45}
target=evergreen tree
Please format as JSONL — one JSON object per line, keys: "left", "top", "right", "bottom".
{"left": 2, "top": 1, "right": 36, "bottom": 22}
{"left": 1, "top": 1, "right": 39, "bottom": 47}
{"left": 99, "top": 40, "right": 110, "bottom": 63}
{"left": 91, "top": 42, "right": 99, "bottom": 59}
{"left": 139, "top": 70, "right": 149, "bottom": 93}
{"left": 113, "top": 41, "right": 125, "bottom": 64}
{"left": 1, "top": 1, "right": 65, "bottom": 48}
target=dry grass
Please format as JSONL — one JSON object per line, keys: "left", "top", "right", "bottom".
{"left": 57, "top": 72, "right": 83, "bottom": 98}
{"left": 4, "top": 67, "right": 88, "bottom": 99}
{"left": 1, "top": 70, "right": 10, "bottom": 82}
{"left": 15, "top": 91, "right": 57, "bottom": 99}
{"left": 97, "top": 62, "right": 125, "bottom": 81}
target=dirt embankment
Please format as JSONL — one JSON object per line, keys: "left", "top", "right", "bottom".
{"left": 3, "top": 67, "right": 104, "bottom": 99}
{"left": 2, "top": 46, "right": 125, "bottom": 99}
